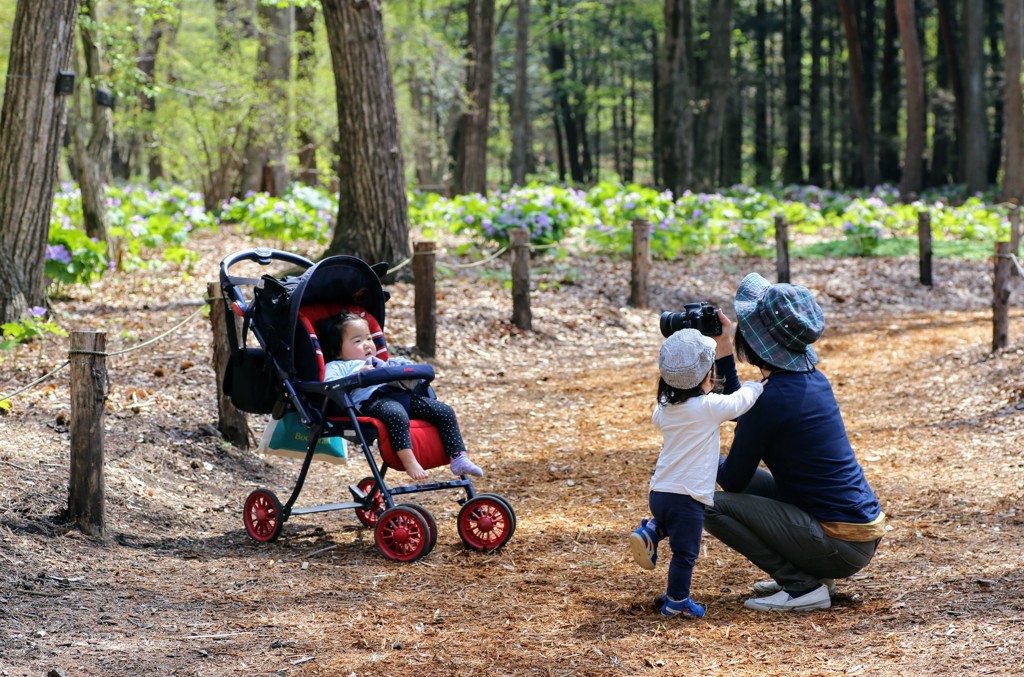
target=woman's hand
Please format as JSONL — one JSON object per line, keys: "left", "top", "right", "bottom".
{"left": 714, "top": 309, "right": 733, "bottom": 359}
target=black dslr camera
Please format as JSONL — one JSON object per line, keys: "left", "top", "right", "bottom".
{"left": 660, "top": 302, "right": 723, "bottom": 338}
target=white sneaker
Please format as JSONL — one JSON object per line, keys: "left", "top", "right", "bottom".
{"left": 752, "top": 578, "right": 836, "bottom": 596}
{"left": 743, "top": 584, "right": 831, "bottom": 611}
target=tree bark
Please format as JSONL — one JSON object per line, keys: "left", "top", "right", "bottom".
{"left": 808, "top": 0, "right": 825, "bottom": 186}
{"left": 0, "top": 0, "right": 80, "bottom": 323}
{"left": 295, "top": 4, "right": 319, "bottom": 187}
{"left": 988, "top": 0, "right": 1006, "bottom": 184}
{"left": 838, "top": 0, "right": 880, "bottom": 186}
{"left": 547, "top": 3, "right": 584, "bottom": 184}
{"left": 72, "top": 0, "right": 113, "bottom": 256}
{"left": 510, "top": 0, "right": 531, "bottom": 186}
{"left": 138, "top": 17, "right": 174, "bottom": 182}
{"left": 964, "top": 0, "right": 989, "bottom": 193}
{"left": 1004, "top": 0, "right": 1024, "bottom": 202}
{"left": 754, "top": 0, "right": 770, "bottom": 184}
{"left": 321, "top": 0, "right": 410, "bottom": 274}
{"left": 658, "top": 0, "right": 694, "bottom": 195}
{"left": 937, "top": 0, "right": 965, "bottom": 181}
{"left": 694, "top": 0, "right": 734, "bottom": 191}
{"left": 782, "top": 0, "right": 803, "bottom": 184}
{"left": 878, "top": 0, "right": 901, "bottom": 183}
{"left": 453, "top": 0, "right": 497, "bottom": 195}
{"left": 896, "top": 0, "right": 925, "bottom": 197}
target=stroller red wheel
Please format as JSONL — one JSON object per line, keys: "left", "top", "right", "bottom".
{"left": 354, "top": 476, "right": 385, "bottom": 528}
{"left": 474, "top": 493, "right": 517, "bottom": 542}
{"left": 244, "top": 489, "right": 284, "bottom": 542}
{"left": 401, "top": 503, "right": 438, "bottom": 554}
{"left": 374, "top": 506, "right": 430, "bottom": 562}
{"left": 457, "top": 496, "right": 514, "bottom": 552}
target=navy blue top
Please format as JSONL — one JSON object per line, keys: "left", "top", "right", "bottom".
{"left": 716, "top": 356, "right": 882, "bottom": 524}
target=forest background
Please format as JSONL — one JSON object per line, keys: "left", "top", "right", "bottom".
{"left": 3, "top": 0, "right": 1024, "bottom": 331}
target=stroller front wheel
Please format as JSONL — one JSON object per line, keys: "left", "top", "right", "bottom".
{"left": 244, "top": 489, "right": 285, "bottom": 542}
{"left": 375, "top": 506, "right": 432, "bottom": 562}
{"left": 457, "top": 495, "right": 515, "bottom": 552}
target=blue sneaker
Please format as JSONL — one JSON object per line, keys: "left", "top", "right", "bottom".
{"left": 658, "top": 594, "right": 706, "bottom": 619}
{"left": 629, "top": 518, "right": 660, "bottom": 570}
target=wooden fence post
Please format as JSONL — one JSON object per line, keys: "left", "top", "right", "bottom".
{"left": 208, "top": 282, "right": 249, "bottom": 448}
{"left": 993, "top": 242, "right": 1012, "bottom": 352}
{"left": 774, "top": 214, "right": 790, "bottom": 283}
{"left": 629, "top": 219, "right": 650, "bottom": 308}
{"left": 510, "top": 227, "right": 532, "bottom": 331}
{"left": 69, "top": 331, "right": 106, "bottom": 538}
{"left": 413, "top": 241, "right": 437, "bottom": 356}
{"left": 918, "top": 210, "right": 933, "bottom": 286}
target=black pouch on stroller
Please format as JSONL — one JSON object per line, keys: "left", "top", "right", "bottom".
{"left": 223, "top": 347, "right": 277, "bottom": 414}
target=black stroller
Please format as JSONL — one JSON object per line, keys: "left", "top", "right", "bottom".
{"left": 219, "top": 248, "right": 515, "bottom": 561}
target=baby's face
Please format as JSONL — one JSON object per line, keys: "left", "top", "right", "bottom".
{"left": 340, "top": 318, "right": 375, "bottom": 361}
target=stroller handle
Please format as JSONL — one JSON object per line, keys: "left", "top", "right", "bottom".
{"left": 299, "top": 364, "right": 436, "bottom": 396}
{"left": 219, "top": 248, "right": 315, "bottom": 316}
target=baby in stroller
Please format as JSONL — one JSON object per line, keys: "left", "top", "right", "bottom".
{"left": 318, "top": 311, "right": 484, "bottom": 480}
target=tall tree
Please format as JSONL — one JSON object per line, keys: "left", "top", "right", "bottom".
{"left": 839, "top": 0, "right": 879, "bottom": 186}
{"left": 510, "top": 0, "right": 531, "bottom": 186}
{"left": 452, "top": 0, "right": 497, "bottom": 195}
{"left": 72, "top": 0, "right": 114, "bottom": 256}
{"left": 1003, "top": 0, "right": 1024, "bottom": 201}
{"left": 937, "top": 0, "right": 965, "bottom": 181}
{"left": 878, "top": 0, "right": 901, "bottom": 182}
{"left": 896, "top": 0, "right": 925, "bottom": 196}
{"left": 807, "top": 0, "right": 826, "bottom": 186}
{"left": 295, "top": 4, "right": 319, "bottom": 187}
{"left": 321, "top": 0, "right": 410, "bottom": 270}
{"left": 694, "top": 0, "right": 734, "bottom": 191}
{"left": 753, "top": 0, "right": 771, "bottom": 184}
{"left": 963, "top": 0, "right": 989, "bottom": 193}
{"left": 0, "top": 0, "right": 80, "bottom": 323}
{"left": 782, "top": 0, "right": 803, "bottom": 184}
{"left": 547, "top": 1, "right": 584, "bottom": 183}
{"left": 658, "top": 0, "right": 694, "bottom": 195}
{"left": 987, "top": 0, "right": 1006, "bottom": 184}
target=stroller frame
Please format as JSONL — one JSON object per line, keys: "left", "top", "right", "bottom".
{"left": 219, "top": 248, "right": 515, "bottom": 561}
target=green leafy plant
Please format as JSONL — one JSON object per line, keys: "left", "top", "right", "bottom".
{"left": 0, "top": 308, "right": 68, "bottom": 352}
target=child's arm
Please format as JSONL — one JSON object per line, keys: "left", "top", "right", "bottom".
{"left": 708, "top": 381, "right": 763, "bottom": 421}
{"left": 323, "top": 359, "right": 368, "bottom": 382}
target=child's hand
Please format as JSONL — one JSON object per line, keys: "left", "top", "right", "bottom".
{"left": 714, "top": 309, "right": 733, "bottom": 358}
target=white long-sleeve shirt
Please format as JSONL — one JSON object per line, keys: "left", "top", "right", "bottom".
{"left": 649, "top": 381, "right": 763, "bottom": 506}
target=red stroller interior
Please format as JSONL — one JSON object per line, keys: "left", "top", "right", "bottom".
{"left": 219, "top": 248, "right": 516, "bottom": 561}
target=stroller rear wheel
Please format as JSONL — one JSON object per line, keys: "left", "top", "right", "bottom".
{"left": 474, "top": 493, "right": 517, "bottom": 542}
{"left": 354, "top": 476, "right": 386, "bottom": 527}
{"left": 375, "top": 506, "right": 432, "bottom": 562}
{"left": 244, "top": 489, "right": 285, "bottom": 542}
{"left": 457, "top": 495, "right": 515, "bottom": 552}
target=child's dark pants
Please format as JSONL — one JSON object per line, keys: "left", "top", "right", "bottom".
{"left": 649, "top": 490, "right": 705, "bottom": 602}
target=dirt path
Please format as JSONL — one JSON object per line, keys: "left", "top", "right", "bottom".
{"left": 1, "top": 229, "right": 1023, "bottom": 675}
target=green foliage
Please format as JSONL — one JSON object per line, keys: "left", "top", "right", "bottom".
{"left": 217, "top": 184, "right": 336, "bottom": 243}
{"left": 0, "top": 308, "right": 68, "bottom": 353}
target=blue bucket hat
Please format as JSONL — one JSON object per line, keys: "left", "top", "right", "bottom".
{"left": 734, "top": 273, "right": 824, "bottom": 372}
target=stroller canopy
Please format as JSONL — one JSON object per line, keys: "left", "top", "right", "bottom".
{"left": 254, "top": 255, "right": 389, "bottom": 376}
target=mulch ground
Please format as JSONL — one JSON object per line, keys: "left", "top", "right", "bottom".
{"left": 1, "top": 226, "right": 1023, "bottom": 676}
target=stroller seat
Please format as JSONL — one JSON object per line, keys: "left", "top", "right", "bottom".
{"left": 295, "top": 303, "right": 450, "bottom": 472}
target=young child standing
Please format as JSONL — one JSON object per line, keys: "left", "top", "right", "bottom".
{"left": 629, "top": 318, "right": 763, "bottom": 618}
{"left": 319, "top": 312, "right": 483, "bottom": 481}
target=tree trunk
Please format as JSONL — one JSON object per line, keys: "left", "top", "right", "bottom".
{"left": 72, "top": 0, "right": 113, "bottom": 256}
{"left": 548, "top": 4, "right": 584, "bottom": 184}
{"left": 896, "top": 0, "right": 925, "bottom": 197}
{"left": 510, "top": 0, "right": 531, "bottom": 186}
{"left": 754, "top": 0, "right": 770, "bottom": 184}
{"left": 808, "top": 0, "right": 825, "bottom": 186}
{"left": 242, "top": 2, "right": 292, "bottom": 196}
{"left": 138, "top": 17, "right": 173, "bottom": 182}
{"left": 988, "top": 0, "right": 1006, "bottom": 184}
{"left": 721, "top": 76, "right": 743, "bottom": 186}
{"left": 321, "top": 0, "right": 410, "bottom": 273}
{"left": 964, "top": 0, "right": 989, "bottom": 193}
{"left": 694, "top": 0, "right": 734, "bottom": 191}
{"left": 1004, "top": 0, "right": 1024, "bottom": 201}
{"left": 839, "top": 0, "right": 880, "bottom": 187}
{"left": 937, "top": 0, "right": 966, "bottom": 181}
{"left": 658, "top": 0, "right": 694, "bottom": 195}
{"left": 878, "top": 0, "right": 901, "bottom": 183}
{"left": 453, "top": 0, "right": 497, "bottom": 195}
{"left": 295, "top": 4, "right": 318, "bottom": 187}
{"left": 0, "top": 0, "right": 79, "bottom": 323}
{"left": 782, "top": 0, "right": 803, "bottom": 184}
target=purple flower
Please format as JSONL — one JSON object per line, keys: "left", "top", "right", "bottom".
{"left": 46, "top": 244, "right": 73, "bottom": 264}
{"left": 29, "top": 306, "right": 46, "bottom": 318}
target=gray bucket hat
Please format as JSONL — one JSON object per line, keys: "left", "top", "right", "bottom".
{"left": 734, "top": 273, "right": 824, "bottom": 372}
{"left": 659, "top": 328, "right": 716, "bottom": 390}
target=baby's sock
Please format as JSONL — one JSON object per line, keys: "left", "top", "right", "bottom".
{"left": 450, "top": 453, "right": 484, "bottom": 477}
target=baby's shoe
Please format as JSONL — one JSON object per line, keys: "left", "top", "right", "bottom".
{"left": 450, "top": 452, "right": 484, "bottom": 477}
{"left": 629, "top": 517, "right": 660, "bottom": 570}
{"left": 658, "top": 594, "right": 705, "bottom": 619}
